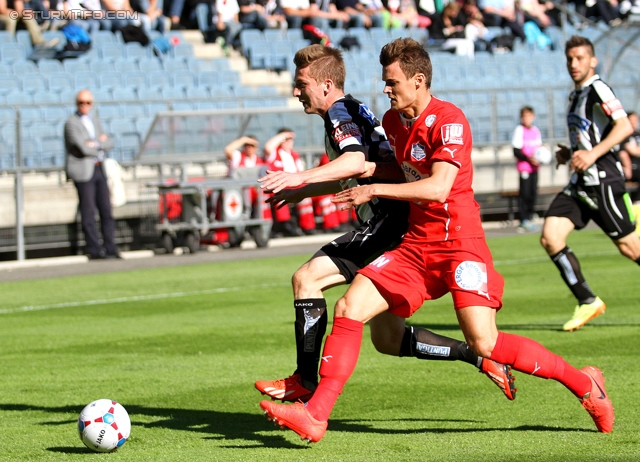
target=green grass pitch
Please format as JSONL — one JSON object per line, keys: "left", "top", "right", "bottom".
{"left": 0, "top": 230, "right": 639, "bottom": 461}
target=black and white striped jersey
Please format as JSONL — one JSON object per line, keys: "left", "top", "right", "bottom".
{"left": 323, "top": 94, "right": 397, "bottom": 223}
{"left": 567, "top": 74, "right": 627, "bottom": 187}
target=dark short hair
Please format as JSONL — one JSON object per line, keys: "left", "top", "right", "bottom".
{"left": 565, "top": 35, "right": 595, "bottom": 57}
{"left": 520, "top": 106, "right": 534, "bottom": 116}
{"left": 379, "top": 38, "right": 432, "bottom": 89}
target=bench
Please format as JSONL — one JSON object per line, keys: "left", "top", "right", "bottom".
{"left": 498, "top": 182, "right": 640, "bottom": 222}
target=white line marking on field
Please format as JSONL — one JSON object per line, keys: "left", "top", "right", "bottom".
{"left": 0, "top": 283, "right": 288, "bottom": 315}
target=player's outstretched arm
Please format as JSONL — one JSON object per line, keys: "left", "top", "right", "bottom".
{"left": 267, "top": 182, "right": 342, "bottom": 209}
{"left": 259, "top": 151, "right": 366, "bottom": 193}
{"left": 333, "top": 161, "right": 458, "bottom": 208}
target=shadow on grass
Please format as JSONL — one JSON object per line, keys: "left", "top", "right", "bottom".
{"left": 0, "top": 403, "right": 592, "bottom": 452}
{"left": 410, "top": 322, "right": 638, "bottom": 333}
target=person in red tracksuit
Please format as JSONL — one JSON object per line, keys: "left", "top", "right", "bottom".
{"left": 263, "top": 128, "right": 317, "bottom": 236}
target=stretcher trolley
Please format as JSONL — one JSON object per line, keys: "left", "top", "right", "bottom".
{"left": 151, "top": 167, "right": 271, "bottom": 253}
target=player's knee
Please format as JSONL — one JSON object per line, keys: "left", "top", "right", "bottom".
{"left": 466, "top": 337, "right": 495, "bottom": 358}
{"left": 370, "top": 329, "right": 399, "bottom": 356}
{"left": 292, "top": 266, "right": 318, "bottom": 295}
{"left": 540, "top": 232, "right": 561, "bottom": 254}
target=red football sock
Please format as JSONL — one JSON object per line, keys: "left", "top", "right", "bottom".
{"left": 490, "top": 332, "right": 591, "bottom": 398}
{"left": 306, "top": 316, "right": 363, "bottom": 422}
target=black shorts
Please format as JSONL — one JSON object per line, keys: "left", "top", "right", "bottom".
{"left": 545, "top": 181, "right": 637, "bottom": 239}
{"left": 314, "top": 203, "right": 409, "bottom": 283}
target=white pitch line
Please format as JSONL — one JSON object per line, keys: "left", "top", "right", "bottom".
{"left": 1, "top": 250, "right": 620, "bottom": 315}
{"left": 0, "top": 283, "right": 288, "bottom": 315}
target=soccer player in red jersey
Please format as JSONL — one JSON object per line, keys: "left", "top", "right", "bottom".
{"left": 260, "top": 38, "right": 614, "bottom": 442}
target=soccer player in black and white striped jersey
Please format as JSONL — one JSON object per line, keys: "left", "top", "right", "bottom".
{"left": 540, "top": 35, "right": 640, "bottom": 332}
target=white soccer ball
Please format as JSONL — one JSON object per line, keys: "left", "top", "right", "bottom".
{"left": 78, "top": 399, "right": 131, "bottom": 453}
{"left": 533, "top": 146, "right": 552, "bottom": 165}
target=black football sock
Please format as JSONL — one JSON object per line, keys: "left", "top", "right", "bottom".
{"left": 550, "top": 246, "right": 596, "bottom": 304}
{"left": 293, "top": 298, "right": 327, "bottom": 390}
{"left": 399, "top": 326, "right": 481, "bottom": 367}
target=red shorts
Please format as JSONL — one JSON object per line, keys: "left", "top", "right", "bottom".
{"left": 358, "top": 237, "right": 504, "bottom": 318}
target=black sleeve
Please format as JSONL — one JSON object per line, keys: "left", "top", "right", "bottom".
{"left": 513, "top": 147, "right": 528, "bottom": 162}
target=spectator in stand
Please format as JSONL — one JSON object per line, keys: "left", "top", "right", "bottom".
{"left": 458, "top": 0, "right": 495, "bottom": 51}
{"left": 164, "top": 0, "right": 186, "bottom": 29}
{"left": 64, "top": 89, "right": 120, "bottom": 260}
{"left": 225, "top": 135, "right": 265, "bottom": 175}
{"left": 0, "top": 0, "right": 51, "bottom": 46}
{"left": 213, "top": 0, "right": 242, "bottom": 47}
{"left": 131, "top": 0, "right": 167, "bottom": 34}
{"left": 64, "top": 0, "right": 110, "bottom": 34}
{"left": 239, "top": 0, "right": 286, "bottom": 29}
{"left": 428, "top": 1, "right": 476, "bottom": 58}
{"left": 519, "top": 0, "right": 552, "bottom": 28}
{"left": 478, "top": 0, "right": 526, "bottom": 42}
{"left": 572, "top": 0, "right": 621, "bottom": 26}
{"left": 264, "top": 128, "right": 317, "bottom": 236}
{"left": 102, "top": 0, "right": 137, "bottom": 31}
{"left": 512, "top": 106, "right": 542, "bottom": 233}
{"left": 359, "top": 0, "right": 386, "bottom": 27}
{"left": 333, "top": 0, "right": 382, "bottom": 28}
{"left": 280, "top": 0, "right": 348, "bottom": 30}
{"left": 384, "top": 0, "right": 431, "bottom": 29}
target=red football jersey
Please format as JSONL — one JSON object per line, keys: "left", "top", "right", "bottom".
{"left": 382, "top": 96, "right": 485, "bottom": 243}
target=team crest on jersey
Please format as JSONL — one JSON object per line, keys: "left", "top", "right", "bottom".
{"left": 442, "top": 124, "right": 464, "bottom": 145}
{"left": 454, "top": 261, "right": 488, "bottom": 293}
{"left": 411, "top": 143, "right": 426, "bottom": 161}
{"left": 425, "top": 114, "right": 436, "bottom": 127}
{"left": 333, "top": 122, "right": 361, "bottom": 143}
{"left": 358, "top": 104, "right": 377, "bottom": 125}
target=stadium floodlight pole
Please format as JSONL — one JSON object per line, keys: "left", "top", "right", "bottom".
{"left": 14, "top": 108, "right": 25, "bottom": 261}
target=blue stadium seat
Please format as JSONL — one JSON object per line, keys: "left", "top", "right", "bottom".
{"left": 32, "top": 89, "right": 60, "bottom": 104}
{"left": 286, "top": 29, "right": 303, "bottom": 42}
{"left": 42, "top": 30, "right": 67, "bottom": 50}
{"left": 257, "top": 85, "right": 279, "bottom": 96}
{"left": 0, "top": 76, "right": 20, "bottom": 96}
{"left": 60, "top": 88, "right": 78, "bottom": 104}
{"left": 47, "top": 72, "right": 75, "bottom": 94}
{"left": 0, "top": 62, "right": 12, "bottom": 74}
{"left": 19, "top": 138, "right": 41, "bottom": 168}
{"left": 12, "top": 60, "right": 38, "bottom": 74}
{"left": 114, "top": 58, "right": 139, "bottom": 73}
{"left": 92, "top": 88, "right": 113, "bottom": 102}
{"left": 186, "top": 86, "right": 209, "bottom": 99}
{"left": 171, "top": 100, "right": 195, "bottom": 111}
{"left": 264, "top": 28, "right": 286, "bottom": 42}
{"left": 147, "top": 70, "right": 172, "bottom": 90}
{"left": 144, "top": 101, "right": 169, "bottom": 116}
{"left": 248, "top": 42, "right": 270, "bottom": 69}
{"left": 171, "top": 43, "right": 194, "bottom": 61}
{"left": 123, "top": 42, "right": 149, "bottom": 61}
{"left": 91, "top": 30, "right": 118, "bottom": 45}
{"left": 196, "top": 71, "right": 219, "bottom": 89}
{"left": 123, "top": 70, "right": 148, "bottom": 90}
{"left": 63, "top": 59, "right": 90, "bottom": 73}
{"left": 162, "top": 87, "right": 185, "bottom": 100}
{"left": 96, "top": 103, "right": 121, "bottom": 119}
{"left": 0, "top": 43, "right": 27, "bottom": 64}
{"left": 38, "top": 58, "right": 64, "bottom": 74}
{"left": 138, "top": 88, "right": 162, "bottom": 100}
{"left": 138, "top": 56, "right": 163, "bottom": 72}
{"left": 99, "top": 71, "right": 123, "bottom": 91}
{"left": 135, "top": 116, "right": 154, "bottom": 137}
{"left": 20, "top": 73, "right": 47, "bottom": 95}
{"left": 27, "top": 122, "right": 57, "bottom": 139}
{"left": 41, "top": 105, "right": 69, "bottom": 121}
{"left": 219, "top": 70, "right": 239, "bottom": 86}
{"left": 116, "top": 132, "right": 141, "bottom": 162}
{"left": 162, "top": 57, "right": 185, "bottom": 72}
{"left": 112, "top": 87, "right": 138, "bottom": 101}
{"left": 0, "top": 122, "right": 16, "bottom": 144}
{"left": 119, "top": 102, "right": 146, "bottom": 117}
{"left": 240, "top": 29, "right": 264, "bottom": 57}
{"left": 15, "top": 30, "right": 32, "bottom": 54}
{"left": 4, "top": 89, "right": 30, "bottom": 104}
{"left": 89, "top": 59, "right": 115, "bottom": 73}
{"left": 0, "top": 106, "right": 15, "bottom": 121}
{"left": 98, "top": 42, "right": 124, "bottom": 61}
{"left": 196, "top": 100, "right": 216, "bottom": 110}
{"left": 0, "top": 30, "right": 15, "bottom": 44}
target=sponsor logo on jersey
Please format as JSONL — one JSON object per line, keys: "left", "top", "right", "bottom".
{"left": 401, "top": 161, "right": 428, "bottom": 183}
{"left": 416, "top": 342, "right": 451, "bottom": 356}
{"left": 425, "top": 114, "right": 437, "bottom": 127}
{"left": 454, "top": 261, "right": 488, "bottom": 293}
{"left": 333, "top": 121, "right": 361, "bottom": 143}
{"left": 367, "top": 254, "right": 393, "bottom": 272}
{"left": 411, "top": 142, "right": 426, "bottom": 161}
{"left": 442, "top": 123, "right": 464, "bottom": 145}
{"left": 358, "top": 104, "right": 377, "bottom": 125}
{"left": 568, "top": 113, "right": 591, "bottom": 131}
{"left": 601, "top": 98, "right": 623, "bottom": 116}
